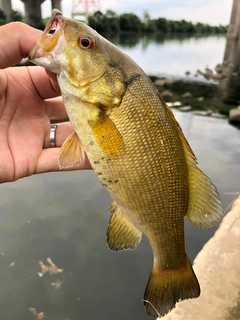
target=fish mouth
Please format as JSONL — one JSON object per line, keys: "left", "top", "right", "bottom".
{"left": 28, "top": 9, "right": 66, "bottom": 73}
{"left": 42, "top": 9, "right": 64, "bottom": 37}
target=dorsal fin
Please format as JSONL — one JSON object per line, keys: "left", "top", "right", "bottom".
{"left": 163, "top": 99, "right": 223, "bottom": 229}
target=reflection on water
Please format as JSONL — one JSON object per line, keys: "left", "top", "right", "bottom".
{"left": 106, "top": 33, "right": 227, "bottom": 80}
{"left": 0, "top": 108, "right": 239, "bottom": 319}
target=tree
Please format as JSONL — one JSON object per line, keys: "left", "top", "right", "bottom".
{"left": 10, "top": 10, "right": 23, "bottom": 22}
{"left": 88, "top": 10, "right": 120, "bottom": 33}
{"left": 119, "top": 13, "right": 143, "bottom": 32}
{"left": 0, "top": 8, "right": 6, "bottom": 25}
{"left": 143, "top": 11, "right": 157, "bottom": 32}
{"left": 0, "top": 8, "right": 6, "bottom": 20}
{"left": 156, "top": 18, "right": 169, "bottom": 33}
{"left": 105, "top": 9, "right": 120, "bottom": 32}
{"left": 88, "top": 11, "right": 107, "bottom": 32}
{"left": 29, "top": 14, "right": 45, "bottom": 30}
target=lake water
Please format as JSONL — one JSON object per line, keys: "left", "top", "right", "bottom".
{"left": 107, "top": 33, "right": 227, "bottom": 80}
{"left": 0, "top": 34, "right": 239, "bottom": 320}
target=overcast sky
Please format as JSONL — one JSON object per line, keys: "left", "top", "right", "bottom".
{"left": 11, "top": 0, "right": 232, "bottom": 26}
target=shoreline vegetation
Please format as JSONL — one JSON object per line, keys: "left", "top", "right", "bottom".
{"left": 0, "top": 8, "right": 227, "bottom": 34}
{"left": 87, "top": 10, "right": 227, "bottom": 35}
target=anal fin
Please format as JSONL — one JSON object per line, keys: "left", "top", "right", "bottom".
{"left": 59, "top": 131, "right": 85, "bottom": 169}
{"left": 107, "top": 202, "right": 142, "bottom": 251}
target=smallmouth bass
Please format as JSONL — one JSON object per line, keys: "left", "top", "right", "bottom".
{"left": 28, "top": 10, "right": 223, "bottom": 318}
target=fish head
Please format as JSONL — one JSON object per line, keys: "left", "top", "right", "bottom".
{"left": 28, "top": 9, "right": 114, "bottom": 87}
{"left": 29, "top": 10, "right": 128, "bottom": 160}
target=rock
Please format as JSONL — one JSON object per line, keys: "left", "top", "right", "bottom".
{"left": 205, "top": 67, "right": 214, "bottom": 75}
{"left": 182, "top": 92, "right": 192, "bottom": 98}
{"left": 179, "top": 106, "right": 192, "bottom": 112}
{"left": 205, "top": 109, "right": 213, "bottom": 116}
{"left": 229, "top": 107, "right": 240, "bottom": 123}
{"left": 162, "top": 196, "right": 240, "bottom": 320}
{"left": 154, "top": 78, "right": 174, "bottom": 87}
{"left": 166, "top": 101, "right": 182, "bottom": 108}
{"left": 164, "top": 78, "right": 174, "bottom": 86}
{"left": 172, "top": 101, "right": 182, "bottom": 107}
{"left": 161, "top": 90, "right": 173, "bottom": 97}
{"left": 212, "top": 73, "right": 222, "bottom": 81}
{"left": 197, "top": 97, "right": 204, "bottom": 101}
{"left": 215, "top": 63, "right": 223, "bottom": 74}
{"left": 154, "top": 79, "right": 165, "bottom": 87}
{"left": 194, "top": 111, "right": 226, "bottom": 119}
{"left": 197, "top": 69, "right": 204, "bottom": 76}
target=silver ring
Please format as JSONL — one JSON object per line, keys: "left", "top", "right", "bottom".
{"left": 50, "top": 124, "right": 58, "bottom": 148}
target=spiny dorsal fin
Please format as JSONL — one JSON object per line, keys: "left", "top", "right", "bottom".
{"left": 163, "top": 99, "right": 223, "bottom": 229}
{"left": 161, "top": 96, "right": 197, "bottom": 163}
{"left": 59, "top": 131, "right": 85, "bottom": 169}
{"left": 107, "top": 202, "right": 142, "bottom": 251}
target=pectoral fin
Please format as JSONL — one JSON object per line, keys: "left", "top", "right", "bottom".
{"left": 107, "top": 202, "right": 142, "bottom": 251}
{"left": 89, "top": 113, "right": 125, "bottom": 159}
{"left": 59, "top": 131, "right": 85, "bottom": 169}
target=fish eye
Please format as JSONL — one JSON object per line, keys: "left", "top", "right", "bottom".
{"left": 79, "top": 36, "right": 95, "bottom": 49}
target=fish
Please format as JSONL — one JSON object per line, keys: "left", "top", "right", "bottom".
{"left": 28, "top": 9, "right": 223, "bottom": 318}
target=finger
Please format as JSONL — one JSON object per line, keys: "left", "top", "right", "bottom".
{"left": 0, "top": 22, "right": 42, "bottom": 68}
{"left": 27, "top": 66, "right": 61, "bottom": 99}
{"left": 45, "top": 69, "right": 58, "bottom": 82}
{"left": 35, "top": 148, "right": 91, "bottom": 174}
{"left": 45, "top": 97, "right": 69, "bottom": 123}
{"left": 55, "top": 123, "right": 72, "bottom": 147}
{"left": 43, "top": 123, "right": 72, "bottom": 149}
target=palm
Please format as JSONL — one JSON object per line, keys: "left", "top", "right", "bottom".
{"left": 0, "top": 22, "right": 90, "bottom": 183}
{"left": 0, "top": 66, "right": 58, "bottom": 182}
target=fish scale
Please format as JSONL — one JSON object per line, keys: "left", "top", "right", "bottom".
{"left": 28, "top": 9, "right": 223, "bottom": 318}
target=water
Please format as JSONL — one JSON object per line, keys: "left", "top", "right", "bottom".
{"left": 106, "top": 33, "right": 227, "bottom": 80}
{"left": 0, "top": 34, "right": 239, "bottom": 320}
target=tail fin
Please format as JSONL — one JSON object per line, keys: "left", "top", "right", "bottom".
{"left": 144, "top": 257, "right": 200, "bottom": 318}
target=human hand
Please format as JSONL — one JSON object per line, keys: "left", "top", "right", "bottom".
{"left": 0, "top": 22, "right": 91, "bottom": 183}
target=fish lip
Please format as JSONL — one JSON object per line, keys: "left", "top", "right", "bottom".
{"left": 42, "top": 9, "right": 65, "bottom": 37}
{"left": 28, "top": 9, "right": 65, "bottom": 70}
{"left": 28, "top": 9, "right": 65, "bottom": 60}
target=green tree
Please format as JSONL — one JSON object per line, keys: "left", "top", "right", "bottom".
{"left": 29, "top": 14, "right": 45, "bottom": 29}
{"left": 88, "top": 11, "right": 109, "bottom": 32}
{"left": 0, "top": 8, "right": 6, "bottom": 25}
{"left": 119, "top": 13, "right": 143, "bottom": 32}
{"left": 88, "top": 10, "right": 227, "bottom": 34}
{"left": 156, "top": 18, "right": 169, "bottom": 33}
{"left": 0, "top": 8, "right": 6, "bottom": 20}
{"left": 143, "top": 11, "right": 157, "bottom": 32}
{"left": 9, "top": 10, "right": 23, "bottom": 22}
{"left": 105, "top": 9, "right": 120, "bottom": 32}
